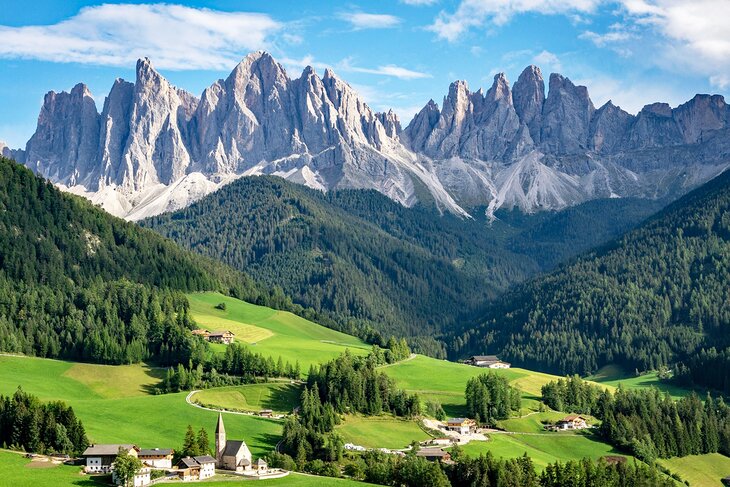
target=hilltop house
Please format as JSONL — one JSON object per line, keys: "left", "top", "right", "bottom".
{"left": 467, "top": 355, "right": 511, "bottom": 368}
{"left": 555, "top": 415, "right": 589, "bottom": 430}
{"left": 215, "top": 413, "right": 254, "bottom": 472}
{"left": 446, "top": 418, "right": 477, "bottom": 435}
{"left": 82, "top": 444, "right": 139, "bottom": 473}
{"left": 138, "top": 448, "right": 174, "bottom": 468}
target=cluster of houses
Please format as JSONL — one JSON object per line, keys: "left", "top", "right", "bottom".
{"left": 545, "top": 415, "right": 590, "bottom": 431}
{"left": 81, "top": 413, "right": 284, "bottom": 485}
{"left": 465, "top": 355, "right": 511, "bottom": 369}
{"left": 191, "top": 329, "right": 235, "bottom": 344}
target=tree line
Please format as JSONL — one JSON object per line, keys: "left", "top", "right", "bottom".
{"left": 0, "top": 387, "right": 88, "bottom": 456}
{"left": 465, "top": 372, "right": 521, "bottom": 426}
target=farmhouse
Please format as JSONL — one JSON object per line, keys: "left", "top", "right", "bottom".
{"left": 82, "top": 444, "right": 139, "bottom": 473}
{"left": 176, "top": 455, "right": 216, "bottom": 481}
{"left": 215, "top": 412, "right": 254, "bottom": 472}
{"left": 208, "top": 330, "right": 235, "bottom": 344}
{"left": 138, "top": 448, "right": 174, "bottom": 468}
{"left": 467, "top": 355, "right": 511, "bottom": 368}
{"left": 416, "top": 448, "right": 452, "bottom": 462}
{"left": 446, "top": 418, "right": 477, "bottom": 435}
{"left": 113, "top": 467, "right": 151, "bottom": 487}
{"left": 556, "top": 415, "right": 589, "bottom": 430}
{"left": 259, "top": 409, "right": 274, "bottom": 418}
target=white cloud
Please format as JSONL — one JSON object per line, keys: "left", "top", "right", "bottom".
{"left": 281, "top": 56, "right": 430, "bottom": 80}
{"left": 617, "top": 0, "right": 730, "bottom": 88}
{"left": 580, "top": 25, "right": 635, "bottom": 47}
{"left": 427, "top": 0, "right": 603, "bottom": 41}
{"left": 339, "top": 12, "right": 402, "bottom": 30}
{"left": 401, "top": 0, "right": 439, "bottom": 5}
{"left": 532, "top": 50, "right": 562, "bottom": 72}
{"left": 0, "top": 4, "right": 281, "bottom": 70}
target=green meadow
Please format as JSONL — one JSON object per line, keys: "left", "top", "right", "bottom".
{"left": 187, "top": 292, "right": 371, "bottom": 371}
{"left": 0, "top": 355, "right": 281, "bottom": 458}
{"left": 191, "top": 382, "right": 302, "bottom": 414}
{"left": 459, "top": 433, "right": 631, "bottom": 471}
{"left": 657, "top": 453, "right": 730, "bottom": 486}
{"left": 588, "top": 364, "right": 696, "bottom": 400}
{"left": 335, "top": 415, "right": 430, "bottom": 449}
{"left": 382, "top": 354, "right": 612, "bottom": 417}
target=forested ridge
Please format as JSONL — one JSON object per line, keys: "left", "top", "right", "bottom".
{"left": 144, "top": 175, "right": 658, "bottom": 352}
{"left": 0, "top": 157, "right": 285, "bottom": 364}
{"left": 451, "top": 168, "right": 730, "bottom": 389}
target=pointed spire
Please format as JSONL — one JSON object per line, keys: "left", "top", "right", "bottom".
{"left": 216, "top": 412, "right": 225, "bottom": 435}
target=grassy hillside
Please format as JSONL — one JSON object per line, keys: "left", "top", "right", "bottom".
{"left": 657, "top": 454, "right": 730, "bottom": 486}
{"left": 191, "top": 383, "right": 301, "bottom": 414}
{"left": 0, "top": 355, "right": 281, "bottom": 458}
{"left": 588, "top": 364, "right": 696, "bottom": 400}
{"left": 382, "top": 354, "right": 612, "bottom": 417}
{"left": 187, "top": 292, "right": 370, "bottom": 371}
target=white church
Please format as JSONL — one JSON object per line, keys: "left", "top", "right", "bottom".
{"left": 215, "top": 412, "right": 268, "bottom": 474}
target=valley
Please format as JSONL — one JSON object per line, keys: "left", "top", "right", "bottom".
{"left": 1, "top": 292, "right": 724, "bottom": 485}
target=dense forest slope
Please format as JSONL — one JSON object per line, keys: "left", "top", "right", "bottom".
{"left": 0, "top": 156, "right": 267, "bottom": 364}
{"left": 144, "top": 175, "right": 659, "bottom": 353}
{"left": 451, "top": 168, "right": 730, "bottom": 388}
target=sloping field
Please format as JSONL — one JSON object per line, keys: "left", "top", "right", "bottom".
{"left": 187, "top": 292, "right": 371, "bottom": 370}
{"left": 335, "top": 415, "right": 430, "bottom": 449}
{"left": 658, "top": 453, "right": 730, "bottom": 486}
{"left": 0, "top": 355, "right": 281, "bottom": 458}
{"left": 192, "top": 382, "right": 302, "bottom": 413}
{"left": 588, "top": 365, "right": 696, "bottom": 400}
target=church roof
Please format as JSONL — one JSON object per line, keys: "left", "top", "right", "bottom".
{"left": 216, "top": 412, "right": 226, "bottom": 435}
{"left": 222, "top": 439, "right": 248, "bottom": 457}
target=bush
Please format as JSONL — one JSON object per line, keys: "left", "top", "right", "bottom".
{"left": 215, "top": 302, "right": 227, "bottom": 310}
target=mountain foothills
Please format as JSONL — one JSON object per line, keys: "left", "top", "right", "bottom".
{"left": 7, "top": 51, "right": 730, "bottom": 220}
{"left": 0, "top": 155, "right": 294, "bottom": 364}
{"left": 450, "top": 167, "right": 730, "bottom": 393}
{"left": 143, "top": 174, "right": 660, "bottom": 353}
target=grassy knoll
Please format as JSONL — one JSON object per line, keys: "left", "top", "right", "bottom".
{"left": 460, "top": 432, "right": 630, "bottom": 471}
{"left": 658, "top": 453, "right": 730, "bottom": 486}
{"left": 588, "top": 365, "right": 694, "bottom": 400}
{"left": 335, "top": 415, "right": 430, "bottom": 449}
{"left": 192, "top": 383, "right": 302, "bottom": 413}
{"left": 0, "top": 356, "right": 281, "bottom": 458}
{"left": 62, "top": 362, "right": 165, "bottom": 398}
{"left": 187, "top": 292, "right": 371, "bottom": 371}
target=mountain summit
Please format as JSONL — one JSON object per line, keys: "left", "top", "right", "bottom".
{"left": 10, "top": 54, "right": 730, "bottom": 220}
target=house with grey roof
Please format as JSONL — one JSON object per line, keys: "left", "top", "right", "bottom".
{"left": 82, "top": 444, "right": 139, "bottom": 473}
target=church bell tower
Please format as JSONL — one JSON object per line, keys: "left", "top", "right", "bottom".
{"left": 215, "top": 412, "right": 226, "bottom": 466}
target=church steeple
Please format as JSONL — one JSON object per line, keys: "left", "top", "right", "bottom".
{"left": 215, "top": 412, "right": 226, "bottom": 466}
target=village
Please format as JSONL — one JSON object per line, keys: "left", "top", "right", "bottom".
{"left": 80, "top": 413, "right": 288, "bottom": 486}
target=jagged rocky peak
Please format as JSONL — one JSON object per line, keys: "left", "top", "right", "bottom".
{"left": 24, "top": 82, "right": 100, "bottom": 185}
{"left": 512, "top": 65, "right": 545, "bottom": 143}
{"left": 672, "top": 94, "right": 730, "bottom": 143}
{"left": 403, "top": 99, "right": 440, "bottom": 151}
{"left": 376, "top": 110, "right": 402, "bottom": 138}
{"left": 589, "top": 100, "right": 633, "bottom": 153}
{"left": 486, "top": 72, "right": 512, "bottom": 103}
{"left": 540, "top": 73, "right": 595, "bottom": 154}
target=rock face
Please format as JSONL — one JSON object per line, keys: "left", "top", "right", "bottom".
{"left": 16, "top": 53, "right": 730, "bottom": 220}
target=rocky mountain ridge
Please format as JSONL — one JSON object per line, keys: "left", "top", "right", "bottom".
{"left": 8, "top": 53, "right": 730, "bottom": 219}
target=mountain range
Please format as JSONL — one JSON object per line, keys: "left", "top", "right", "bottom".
{"left": 6, "top": 52, "right": 730, "bottom": 220}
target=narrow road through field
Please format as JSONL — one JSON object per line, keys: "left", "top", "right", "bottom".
{"left": 377, "top": 353, "right": 417, "bottom": 369}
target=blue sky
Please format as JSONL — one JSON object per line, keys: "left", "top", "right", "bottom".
{"left": 1, "top": 0, "right": 729, "bottom": 148}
